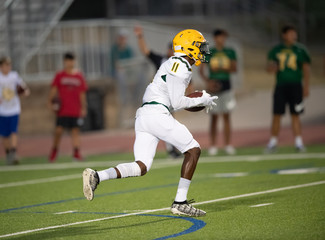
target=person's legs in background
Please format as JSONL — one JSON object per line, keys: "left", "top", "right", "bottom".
{"left": 266, "top": 85, "right": 285, "bottom": 153}
{"left": 1, "top": 115, "right": 20, "bottom": 165}
{"left": 49, "top": 125, "right": 64, "bottom": 162}
{"left": 223, "top": 113, "right": 236, "bottom": 155}
{"left": 2, "top": 136, "right": 11, "bottom": 164}
{"left": 9, "top": 133, "right": 19, "bottom": 164}
{"left": 266, "top": 114, "right": 282, "bottom": 152}
{"left": 208, "top": 114, "right": 218, "bottom": 155}
{"left": 289, "top": 84, "right": 305, "bottom": 152}
{"left": 291, "top": 114, "right": 305, "bottom": 151}
{"left": 71, "top": 127, "right": 83, "bottom": 161}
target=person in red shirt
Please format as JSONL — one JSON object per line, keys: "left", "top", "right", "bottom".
{"left": 48, "top": 53, "right": 88, "bottom": 162}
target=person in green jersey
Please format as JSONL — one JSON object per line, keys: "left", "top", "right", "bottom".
{"left": 266, "top": 25, "right": 311, "bottom": 152}
{"left": 200, "top": 29, "right": 237, "bottom": 155}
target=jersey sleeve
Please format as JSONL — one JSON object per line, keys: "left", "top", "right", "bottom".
{"left": 51, "top": 72, "right": 60, "bottom": 88}
{"left": 301, "top": 47, "right": 311, "bottom": 64}
{"left": 165, "top": 58, "right": 206, "bottom": 111}
{"left": 13, "top": 72, "right": 24, "bottom": 86}
{"left": 229, "top": 49, "right": 237, "bottom": 60}
{"left": 79, "top": 73, "right": 88, "bottom": 92}
{"left": 166, "top": 74, "right": 206, "bottom": 111}
{"left": 166, "top": 57, "right": 192, "bottom": 79}
{"left": 148, "top": 51, "right": 164, "bottom": 70}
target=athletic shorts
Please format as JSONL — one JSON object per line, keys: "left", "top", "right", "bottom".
{"left": 210, "top": 90, "right": 236, "bottom": 114}
{"left": 273, "top": 84, "right": 304, "bottom": 115}
{"left": 56, "top": 116, "right": 84, "bottom": 129}
{"left": 0, "top": 115, "right": 19, "bottom": 137}
{"left": 133, "top": 105, "right": 200, "bottom": 171}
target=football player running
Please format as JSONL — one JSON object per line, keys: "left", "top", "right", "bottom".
{"left": 83, "top": 29, "right": 217, "bottom": 217}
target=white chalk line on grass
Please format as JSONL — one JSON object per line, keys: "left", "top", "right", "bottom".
{"left": 0, "top": 180, "right": 324, "bottom": 239}
{"left": 250, "top": 203, "right": 274, "bottom": 208}
{"left": 1, "top": 152, "right": 325, "bottom": 189}
{"left": 0, "top": 174, "right": 81, "bottom": 189}
{"left": 0, "top": 152, "right": 324, "bottom": 172}
{"left": 54, "top": 210, "right": 77, "bottom": 215}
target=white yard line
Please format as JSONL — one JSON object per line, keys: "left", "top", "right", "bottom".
{"left": 278, "top": 167, "right": 325, "bottom": 175}
{"left": 0, "top": 174, "right": 81, "bottom": 189}
{"left": 213, "top": 172, "right": 249, "bottom": 178}
{"left": 250, "top": 203, "right": 274, "bottom": 208}
{"left": 0, "top": 180, "right": 324, "bottom": 238}
{"left": 0, "top": 152, "right": 324, "bottom": 172}
{"left": 54, "top": 210, "right": 77, "bottom": 215}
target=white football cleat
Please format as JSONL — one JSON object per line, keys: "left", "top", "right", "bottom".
{"left": 83, "top": 168, "right": 99, "bottom": 201}
{"left": 171, "top": 200, "right": 206, "bottom": 217}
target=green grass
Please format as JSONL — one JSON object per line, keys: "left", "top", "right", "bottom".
{"left": 0, "top": 145, "right": 325, "bottom": 239}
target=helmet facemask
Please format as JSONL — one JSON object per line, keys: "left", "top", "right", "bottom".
{"left": 186, "top": 41, "right": 210, "bottom": 66}
{"left": 196, "top": 41, "right": 210, "bottom": 64}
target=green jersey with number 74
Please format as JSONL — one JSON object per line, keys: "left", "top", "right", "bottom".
{"left": 268, "top": 43, "right": 311, "bottom": 85}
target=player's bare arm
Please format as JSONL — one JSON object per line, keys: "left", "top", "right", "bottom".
{"left": 80, "top": 92, "right": 88, "bottom": 117}
{"left": 199, "top": 64, "right": 209, "bottom": 83}
{"left": 228, "top": 60, "right": 237, "bottom": 72}
{"left": 266, "top": 60, "right": 278, "bottom": 73}
{"left": 17, "top": 81, "right": 31, "bottom": 97}
{"left": 134, "top": 25, "right": 150, "bottom": 56}
{"left": 302, "top": 63, "right": 310, "bottom": 98}
{"left": 47, "top": 86, "right": 58, "bottom": 111}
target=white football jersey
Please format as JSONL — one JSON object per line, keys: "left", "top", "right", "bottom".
{"left": 0, "top": 71, "right": 24, "bottom": 116}
{"left": 140, "top": 56, "right": 203, "bottom": 115}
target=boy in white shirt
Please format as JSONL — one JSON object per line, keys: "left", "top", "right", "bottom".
{"left": 0, "top": 57, "right": 30, "bottom": 165}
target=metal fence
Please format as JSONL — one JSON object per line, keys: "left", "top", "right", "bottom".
{"left": 0, "top": 20, "right": 243, "bottom": 85}
{"left": 0, "top": 19, "right": 243, "bottom": 127}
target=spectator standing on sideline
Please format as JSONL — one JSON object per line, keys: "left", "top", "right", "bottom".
{"left": 0, "top": 57, "right": 30, "bottom": 165}
{"left": 134, "top": 25, "right": 182, "bottom": 158}
{"left": 134, "top": 25, "right": 173, "bottom": 69}
{"left": 48, "top": 53, "right": 88, "bottom": 162}
{"left": 110, "top": 29, "right": 134, "bottom": 76}
{"left": 110, "top": 29, "right": 134, "bottom": 106}
{"left": 266, "top": 25, "right": 311, "bottom": 152}
{"left": 199, "top": 29, "right": 237, "bottom": 155}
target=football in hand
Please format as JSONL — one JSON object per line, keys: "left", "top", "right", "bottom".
{"left": 185, "top": 91, "right": 205, "bottom": 112}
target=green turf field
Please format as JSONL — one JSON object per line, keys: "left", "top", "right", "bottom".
{"left": 0, "top": 145, "right": 325, "bottom": 239}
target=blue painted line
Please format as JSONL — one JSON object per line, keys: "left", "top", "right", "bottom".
{"left": 141, "top": 214, "right": 206, "bottom": 240}
{"left": 8, "top": 211, "right": 206, "bottom": 240}
{"left": 0, "top": 183, "right": 177, "bottom": 213}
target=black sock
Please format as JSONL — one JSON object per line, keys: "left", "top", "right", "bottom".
{"left": 11, "top": 148, "right": 16, "bottom": 154}
{"left": 5, "top": 149, "right": 10, "bottom": 155}
{"left": 173, "top": 200, "right": 187, "bottom": 204}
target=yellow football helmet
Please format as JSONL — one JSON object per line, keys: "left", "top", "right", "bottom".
{"left": 173, "top": 29, "right": 210, "bottom": 66}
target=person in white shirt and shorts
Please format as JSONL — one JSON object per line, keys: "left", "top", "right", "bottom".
{"left": 0, "top": 57, "right": 30, "bottom": 165}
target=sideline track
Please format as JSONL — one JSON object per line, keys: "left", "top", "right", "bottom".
{"left": 0, "top": 180, "right": 324, "bottom": 238}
